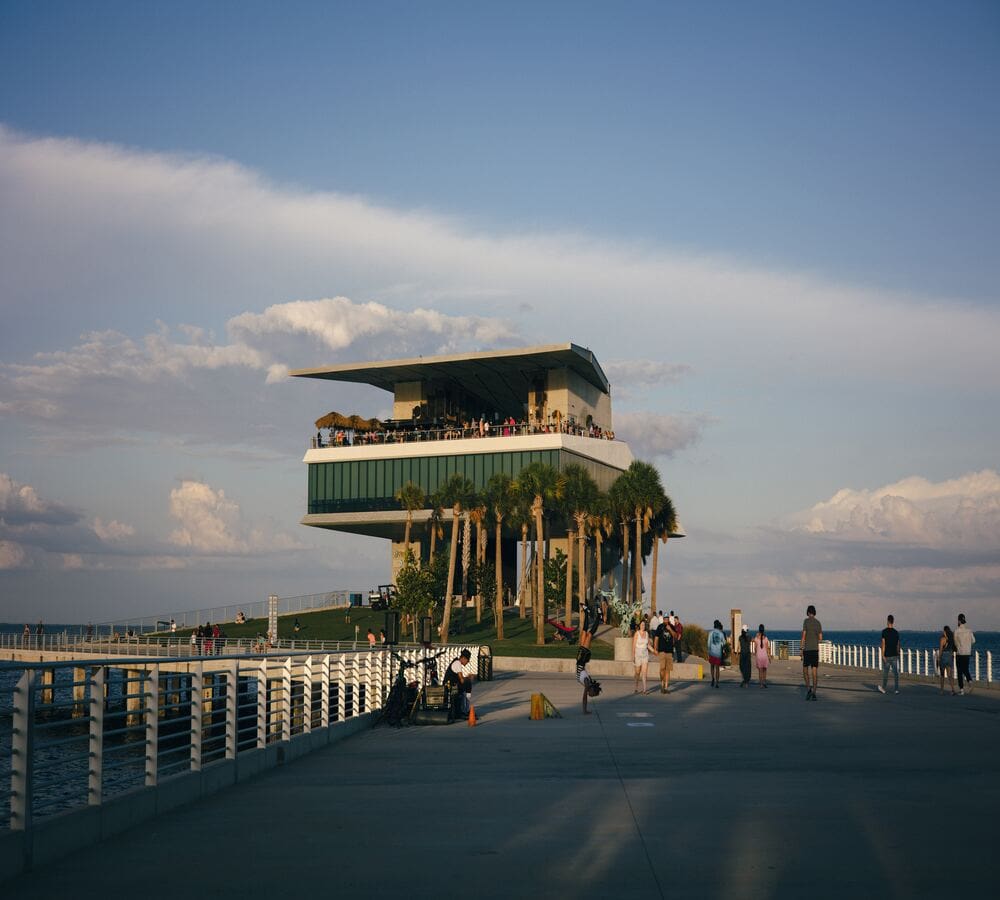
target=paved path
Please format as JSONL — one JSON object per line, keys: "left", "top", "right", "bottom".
{"left": 7, "top": 662, "right": 999, "bottom": 899}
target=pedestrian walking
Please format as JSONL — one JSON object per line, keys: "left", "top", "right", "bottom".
{"left": 738, "top": 625, "right": 752, "bottom": 687}
{"left": 938, "top": 625, "right": 956, "bottom": 695}
{"left": 954, "top": 614, "right": 976, "bottom": 695}
{"left": 654, "top": 614, "right": 678, "bottom": 693}
{"left": 754, "top": 624, "right": 770, "bottom": 687}
{"left": 878, "top": 614, "right": 902, "bottom": 694}
{"left": 633, "top": 618, "right": 651, "bottom": 694}
{"left": 801, "top": 605, "right": 822, "bottom": 701}
{"left": 707, "top": 620, "right": 726, "bottom": 688}
{"left": 670, "top": 611, "right": 684, "bottom": 662}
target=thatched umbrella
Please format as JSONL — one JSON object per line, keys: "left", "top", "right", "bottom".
{"left": 314, "top": 411, "right": 351, "bottom": 430}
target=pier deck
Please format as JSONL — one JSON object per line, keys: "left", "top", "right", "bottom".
{"left": 6, "top": 661, "right": 998, "bottom": 899}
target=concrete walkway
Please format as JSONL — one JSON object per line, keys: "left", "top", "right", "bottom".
{"left": 6, "top": 662, "right": 999, "bottom": 899}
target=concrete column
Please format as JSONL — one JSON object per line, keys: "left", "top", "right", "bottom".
{"left": 73, "top": 667, "right": 88, "bottom": 718}
{"left": 41, "top": 668, "right": 55, "bottom": 705}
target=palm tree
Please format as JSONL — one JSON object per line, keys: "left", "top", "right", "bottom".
{"left": 515, "top": 462, "right": 566, "bottom": 645}
{"left": 395, "top": 481, "right": 426, "bottom": 556}
{"left": 648, "top": 494, "right": 679, "bottom": 617}
{"left": 562, "top": 464, "right": 600, "bottom": 627}
{"left": 509, "top": 500, "right": 533, "bottom": 620}
{"left": 437, "top": 473, "right": 476, "bottom": 645}
{"left": 483, "top": 472, "right": 517, "bottom": 640}
{"left": 607, "top": 473, "right": 634, "bottom": 606}
{"left": 427, "top": 490, "right": 444, "bottom": 564}
{"left": 625, "top": 461, "right": 667, "bottom": 617}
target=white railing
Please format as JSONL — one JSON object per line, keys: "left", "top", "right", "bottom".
{"left": 819, "top": 642, "right": 994, "bottom": 683}
{"left": 0, "top": 633, "right": 429, "bottom": 657}
{"left": 0, "top": 645, "right": 478, "bottom": 838}
{"left": 87, "top": 589, "right": 359, "bottom": 637}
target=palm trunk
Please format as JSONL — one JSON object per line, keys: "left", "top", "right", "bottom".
{"left": 577, "top": 516, "right": 586, "bottom": 628}
{"left": 519, "top": 525, "right": 529, "bottom": 619}
{"left": 535, "top": 499, "right": 545, "bottom": 645}
{"left": 429, "top": 523, "right": 437, "bottom": 563}
{"left": 650, "top": 535, "right": 660, "bottom": 617}
{"left": 495, "top": 519, "right": 504, "bottom": 640}
{"left": 440, "top": 507, "right": 460, "bottom": 644}
{"left": 565, "top": 528, "right": 574, "bottom": 625}
{"left": 595, "top": 532, "right": 603, "bottom": 593}
{"left": 621, "top": 521, "right": 630, "bottom": 606}
{"left": 635, "top": 513, "right": 643, "bottom": 617}
{"left": 403, "top": 514, "right": 412, "bottom": 555}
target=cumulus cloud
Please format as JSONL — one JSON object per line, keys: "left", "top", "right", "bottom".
{"left": 0, "top": 540, "right": 27, "bottom": 569}
{"left": 614, "top": 411, "right": 711, "bottom": 460}
{"left": 92, "top": 518, "right": 135, "bottom": 542}
{"left": 0, "top": 297, "right": 521, "bottom": 448}
{"left": 785, "top": 470, "right": 1000, "bottom": 551}
{"left": 0, "top": 472, "right": 79, "bottom": 525}
{"left": 168, "top": 480, "right": 303, "bottom": 555}
{"left": 229, "top": 297, "right": 520, "bottom": 360}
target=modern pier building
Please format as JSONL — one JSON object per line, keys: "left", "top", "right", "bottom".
{"left": 291, "top": 343, "right": 633, "bottom": 586}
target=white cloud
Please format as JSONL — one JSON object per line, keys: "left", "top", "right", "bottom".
{"left": 2, "top": 125, "right": 998, "bottom": 391}
{"left": 786, "top": 470, "right": 1000, "bottom": 551}
{"left": 168, "top": 480, "right": 303, "bottom": 555}
{"left": 614, "top": 411, "right": 711, "bottom": 460}
{"left": 92, "top": 518, "right": 135, "bottom": 542}
{"left": 0, "top": 540, "right": 27, "bottom": 569}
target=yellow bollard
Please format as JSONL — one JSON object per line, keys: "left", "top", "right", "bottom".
{"left": 698, "top": 664, "right": 704, "bottom": 680}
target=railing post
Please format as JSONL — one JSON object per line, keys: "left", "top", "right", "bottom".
{"left": 351, "top": 652, "right": 360, "bottom": 718}
{"left": 145, "top": 664, "right": 159, "bottom": 787}
{"left": 89, "top": 667, "right": 105, "bottom": 806}
{"left": 337, "top": 654, "right": 347, "bottom": 722}
{"left": 190, "top": 662, "right": 204, "bottom": 772}
{"left": 974, "top": 651, "right": 980, "bottom": 681}
{"left": 281, "top": 656, "right": 292, "bottom": 742}
{"left": 988, "top": 651, "right": 993, "bottom": 684}
{"left": 301, "top": 655, "right": 313, "bottom": 734}
{"left": 10, "top": 670, "right": 36, "bottom": 833}
{"left": 256, "top": 657, "right": 268, "bottom": 749}
{"left": 320, "top": 654, "right": 331, "bottom": 729}
{"left": 225, "top": 658, "right": 238, "bottom": 760}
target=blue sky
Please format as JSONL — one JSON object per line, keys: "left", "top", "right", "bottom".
{"left": 1, "top": 1, "right": 998, "bottom": 628}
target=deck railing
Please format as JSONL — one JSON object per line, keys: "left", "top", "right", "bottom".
{"left": 0, "top": 645, "right": 477, "bottom": 842}
{"left": 820, "top": 642, "right": 994, "bottom": 683}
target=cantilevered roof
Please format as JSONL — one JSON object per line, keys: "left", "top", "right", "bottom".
{"left": 290, "top": 343, "right": 611, "bottom": 412}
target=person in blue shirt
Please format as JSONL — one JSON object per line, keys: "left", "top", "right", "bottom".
{"left": 707, "top": 620, "right": 726, "bottom": 688}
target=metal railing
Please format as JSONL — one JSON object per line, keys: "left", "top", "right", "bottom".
{"left": 312, "top": 422, "right": 617, "bottom": 449}
{"left": 0, "top": 645, "right": 477, "bottom": 836}
{"left": 820, "top": 642, "right": 994, "bottom": 682}
{"left": 0, "top": 633, "right": 421, "bottom": 657}
{"left": 86, "top": 590, "right": 357, "bottom": 637}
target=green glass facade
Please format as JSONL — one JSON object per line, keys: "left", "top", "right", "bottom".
{"left": 307, "top": 449, "right": 622, "bottom": 515}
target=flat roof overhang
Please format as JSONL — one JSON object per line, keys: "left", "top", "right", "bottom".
{"left": 289, "top": 343, "right": 611, "bottom": 413}
{"left": 301, "top": 510, "right": 432, "bottom": 540}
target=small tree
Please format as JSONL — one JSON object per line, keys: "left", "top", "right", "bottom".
{"left": 395, "top": 552, "right": 436, "bottom": 640}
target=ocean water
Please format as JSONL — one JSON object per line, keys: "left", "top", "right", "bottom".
{"left": 763, "top": 629, "right": 1000, "bottom": 657}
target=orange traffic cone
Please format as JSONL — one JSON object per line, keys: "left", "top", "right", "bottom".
{"left": 468, "top": 703, "right": 478, "bottom": 727}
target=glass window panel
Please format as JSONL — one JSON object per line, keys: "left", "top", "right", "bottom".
{"left": 375, "top": 460, "right": 385, "bottom": 497}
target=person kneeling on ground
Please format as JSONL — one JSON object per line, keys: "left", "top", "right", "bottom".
{"left": 576, "top": 647, "right": 602, "bottom": 715}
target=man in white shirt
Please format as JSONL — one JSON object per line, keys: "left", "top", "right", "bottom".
{"left": 954, "top": 614, "right": 976, "bottom": 695}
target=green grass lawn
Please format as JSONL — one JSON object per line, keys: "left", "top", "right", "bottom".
{"left": 174, "top": 606, "right": 612, "bottom": 659}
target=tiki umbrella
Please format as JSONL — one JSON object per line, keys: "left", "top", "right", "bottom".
{"left": 314, "top": 411, "right": 351, "bottom": 430}
{"left": 348, "top": 414, "right": 370, "bottom": 431}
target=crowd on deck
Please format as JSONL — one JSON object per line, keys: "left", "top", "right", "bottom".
{"left": 313, "top": 416, "right": 615, "bottom": 448}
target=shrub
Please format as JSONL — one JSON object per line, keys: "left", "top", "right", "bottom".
{"left": 681, "top": 623, "right": 708, "bottom": 659}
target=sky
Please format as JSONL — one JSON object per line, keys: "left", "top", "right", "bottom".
{"left": 1, "top": 0, "right": 998, "bottom": 630}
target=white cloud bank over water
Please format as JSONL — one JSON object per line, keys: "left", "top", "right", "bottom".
{"left": 786, "top": 470, "right": 1000, "bottom": 551}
